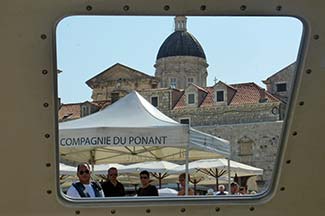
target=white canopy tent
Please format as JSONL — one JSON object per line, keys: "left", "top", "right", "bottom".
{"left": 59, "top": 91, "right": 230, "bottom": 195}
{"left": 59, "top": 91, "right": 230, "bottom": 164}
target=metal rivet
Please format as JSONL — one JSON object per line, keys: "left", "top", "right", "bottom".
{"left": 146, "top": 209, "right": 151, "bottom": 213}
{"left": 200, "top": 5, "right": 207, "bottom": 11}
{"left": 42, "top": 69, "right": 48, "bottom": 75}
{"left": 280, "top": 187, "right": 285, "bottom": 191}
{"left": 215, "top": 207, "right": 220, "bottom": 212}
{"left": 43, "top": 103, "right": 49, "bottom": 108}
{"left": 286, "top": 160, "right": 291, "bottom": 164}
{"left": 180, "top": 208, "right": 186, "bottom": 213}
{"left": 164, "top": 5, "right": 170, "bottom": 11}
{"left": 75, "top": 210, "right": 80, "bottom": 215}
{"left": 41, "top": 34, "right": 47, "bottom": 40}
{"left": 299, "top": 101, "right": 304, "bottom": 106}
{"left": 306, "top": 69, "right": 312, "bottom": 74}
{"left": 86, "top": 5, "right": 92, "bottom": 11}
{"left": 46, "top": 163, "right": 51, "bottom": 167}
{"left": 110, "top": 209, "right": 116, "bottom": 214}
{"left": 45, "top": 134, "right": 50, "bottom": 138}
{"left": 276, "top": 5, "right": 282, "bottom": 11}
{"left": 240, "top": 5, "right": 247, "bottom": 11}
{"left": 46, "top": 190, "right": 52, "bottom": 194}
{"left": 313, "top": 34, "right": 320, "bottom": 40}
{"left": 123, "top": 5, "right": 130, "bottom": 11}
{"left": 249, "top": 207, "right": 255, "bottom": 211}
{"left": 292, "top": 131, "right": 298, "bottom": 136}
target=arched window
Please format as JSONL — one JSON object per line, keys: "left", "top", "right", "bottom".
{"left": 238, "top": 136, "right": 254, "bottom": 156}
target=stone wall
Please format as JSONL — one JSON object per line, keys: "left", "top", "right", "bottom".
{"left": 140, "top": 88, "right": 173, "bottom": 112}
{"left": 195, "top": 121, "right": 283, "bottom": 191}
{"left": 91, "top": 77, "right": 158, "bottom": 101}
{"left": 264, "top": 62, "right": 296, "bottom": 102}
{"left": 169, "top": 102, "right": 281, "bottom": 126}
{"left": 155, "top": 56, "right": 208, "bottom": 89}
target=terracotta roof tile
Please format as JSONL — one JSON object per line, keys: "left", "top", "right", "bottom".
{"left": 58, "top": 103, "right": 81, "bottom": 121}
{"left": 173, "top": 82, "right": 280, "bottom": 109}
{"left": 229, "top": 82, "right": 279, "bottom": 105}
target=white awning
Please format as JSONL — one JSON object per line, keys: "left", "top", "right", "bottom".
{"left": 59, "top": 91, "right": 230, "bottom": 164}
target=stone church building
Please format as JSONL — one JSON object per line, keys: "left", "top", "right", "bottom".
{"left": 59, "top": 16, "right": 296, "bottom": 191}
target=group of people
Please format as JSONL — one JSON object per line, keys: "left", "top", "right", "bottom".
{"left": 66, "top": 163, "right": 160, "bottom": 198}
{"left": 207, "top": 182, "right": 252, "bottom": 195}
{"left": 66, "top": 163, "right": 253, "bottom": 198}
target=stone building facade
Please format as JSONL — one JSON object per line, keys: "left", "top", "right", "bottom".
{"left": 86, "top": 63, "right": 159, "bottom": 102}
{"left": 263, "top": 62, "right": 296, "bottom": 102}
{"left": 59, "top": 16, "right": 296, "bottom": 191}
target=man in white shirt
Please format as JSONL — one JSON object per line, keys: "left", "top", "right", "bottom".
{"left": 215, "top": 184, "right": 228, "bottom": 195}
{"left": 66, "top": 163, "right": 104, "bottom": 198}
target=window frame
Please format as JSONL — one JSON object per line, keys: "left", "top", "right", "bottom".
{"left": 150, "top": 96, "right": 159, "bottom": 107}
{"left": 276, "top": 82, "right": 287, "bottom": 92}
{"left": 187, "top": 93, "right": 195, "bottom": 104}
{"left": 216, "top": 90, "right": 225, "bottom": 102}
{"left": 179, "top": 117, "right": 191, "bottom": 125}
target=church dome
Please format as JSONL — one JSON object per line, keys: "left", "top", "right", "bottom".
{"left": 156, "top": 16, "right": 206, "bottom": 60}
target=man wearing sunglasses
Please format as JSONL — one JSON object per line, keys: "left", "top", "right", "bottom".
{"left": 66, "top": 163, "right": 104, "bottom": 198}
{"left": 136, "top": 170, "right": 158, "bottom": 196}
{"left": 101, "top": 167, "right": 125, "bottom": 197}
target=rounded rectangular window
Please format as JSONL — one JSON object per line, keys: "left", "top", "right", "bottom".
{"left": 56, "top": 15, "right": 303, "bottom": 202}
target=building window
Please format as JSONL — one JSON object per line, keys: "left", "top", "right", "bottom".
{"left": 238, "top": 136, "right": 254, "bottom": 156}
{"left": 151, "top": 83, "right": 158, "bottom": 89}
{"left": 276, "top": 83, "right": 287, "bottom": 92}
{"left": 151, "top": 96, "right": 158, "bottom": 107}
{"left": 81, "top": 106, "right": 89, "bottom": 117}
{"left": 180, "top": 118, "right": 190, "bottom": 125}
{"left": 216, "top": 91, "right": 224, "bottom": 102}
{"left": 170, "top": 78, "right": 177, "bottom": 88}
{"left": 188, "top": 94, "right": 195, "bottom": 104}
{"left": 187, "top": 77, "right": 194, "bottom": 85}
{"left": 111, "top": 92, "right": 119, "bottom": 103}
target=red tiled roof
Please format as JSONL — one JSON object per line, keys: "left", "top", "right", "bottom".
{"left": 173, "top": 90, "right": 186, "bottom": 109}
{"left": 58, "top": 103, "right": 81, "bottom": 121}
{"left": 228, "top": 82, "right": 279, "bottom": 105}
{"left": 190, "top": 83, "right": 208, "bottom": 93}
{"left": 174, "top": 82, "right": 280, "bottom": 109}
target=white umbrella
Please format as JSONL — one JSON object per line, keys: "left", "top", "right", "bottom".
{"left": 93, "top": 163, "right": 127, "bottom": 175}
{"left": 158, "top": 188, "right": 178, "bottom": 196}
{"left": 122, "top": 161, "right": 180, "bottom": 188}
{"left": 170, "top": 158, "right": 263, "bottom": 190}
{"left": 170, "top": 159, "right": 263, "bottom": 177}
{"left": 121, "top": 161, "right": 179, "bottom": 173}
{"left": 59, "top": 163, "right": 76, "bottom": 175}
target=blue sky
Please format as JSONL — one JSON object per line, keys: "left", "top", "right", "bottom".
{"left": 56, "top": 16, "right": 303, "bottom": 103}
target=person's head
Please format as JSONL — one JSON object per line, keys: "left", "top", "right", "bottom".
{"left": 239, "top": 187, "right": 247, "bottom": 194}
{"left": 218, "top": 184, "right": 225, "bottom": 192}
{"left": 230, "top": 182, "right": 239, "bottom": 194}
{"left": 139, "top": 170, "right": 150, "bottom": 186}
{"left": 77, "top": 163, "right": 91, "bottom": 184}
{"left": 107, "top": 167, "right": 118, "bottom": 182}
{"left": 239, "top": 186, "right": 245, "bottom": 194}
{"left": 178, "top": 173, "right": 190, "bottom": 187}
